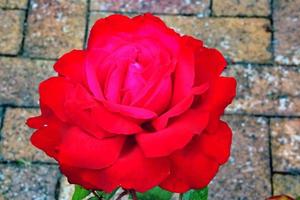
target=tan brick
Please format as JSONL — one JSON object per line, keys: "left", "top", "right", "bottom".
{"left": 209, "top": 115, "right": 271, "bottom": 199}
{"left": 271, "top": 118, "right": 300, "bottom": 172}
{"left": 24, "top": 0, "right": 86, "bottom": 59}
{"left": 0, "top": 57, "right": 55, "bottom": 106}
{"left": 0, "top": 165, "right": 59, "bottom": 200}
{"left": 273, "top": 174, "right": 300, "bottom": 198}
{"left": 162, "top": 16, "right": 272, "bottom": 62}
{"left": 0, "top": 9, "right": 25, "bottom": 55}
{"left": 0, "top": 108, "right": 54, "bottom": 162}
{"left": 224, "top": 65, "right": 300, "bottom": 116}
{"left": 90, "top": 0, "right": 210, "bottom": 16}
{"left": 274, "top": 0, "right": 300, "bottom": 65}
{"left": 213, "top": 0, "right": 270, "bottom": 16}
{"left": 2, "top": 0, "right": 28, "bottom": 9}
{"left": 0, "top": 0, "right": 5, "bottom": 7}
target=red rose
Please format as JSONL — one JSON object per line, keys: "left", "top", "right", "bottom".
{"left": 27, "top": 14, "right": 236, "bottom": 193}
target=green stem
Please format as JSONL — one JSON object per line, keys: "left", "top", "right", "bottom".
{"left": 92, "top": 190, "right": 102, "bottom": 200}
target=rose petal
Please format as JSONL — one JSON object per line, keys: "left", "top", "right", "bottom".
{"left": 60, "top": 146, "right": 170, "bottom": 193}
{"left": 136, "top": 109, "right": 209, "bottom": 157}
{"left": 160, "top": 135, "right": 220, "bottom": 193}
{"left": 30, "top": 116, "right": 65, "bottom": 158}
{"left": 58, "top": 127, "right": 126, "bottom": 169}
{"left": 195, "top": 47, "right": 227, "bottom": 85}
{"left": 153, "top": 83, "right": 209, "bottom": 130}
{"left": 54, "top": 50, "right": 87, "bottom": 85}
{"left": 199, "top": 121, "right": 232, "bottom": 164}
{"left": 200, "top": 77, "right": 236, "bottom": 132}
{"left": 39, "top": 77, "right": 74, "bottom": 121}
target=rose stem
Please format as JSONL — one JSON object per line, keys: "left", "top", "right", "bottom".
{"left": 92, "top": 190, "right": 102, "bottom": 200}
{"left": 130, "top": 190, "right": 138, "bottom": 200}
{"left": 115, "top": 190, "right": 128, "bottom": 200}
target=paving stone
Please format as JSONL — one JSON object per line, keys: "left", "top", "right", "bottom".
{"left": 274, "top": 0, "right": 300, "bottom": 65}
{"left": 89, "top": 13, "right": 271, "bottom": 63}
{"left": 273, "top": 174, "right": 300, "bottom": 198}
{"left": 0, "top": 9, "right": 25, "bottom": 55}
{"left": 162, "top": 16, "right": 272, "bottom": 63}
{"left": 0, "top": 57, "right": 55, "bottom": 106}
{"left": 209, "top": 115, "right": 271, "bottom": 199}
{"left": 0, "top": 164, "right": 60, "bottom": 200}
{"left": 213, "top": 0, "right": 270, "bottom": 16}
{"left": 24, "top": 0, "right": 86, "bottom": 59}
{"left": 0, "top": 108, "right": 54, "bottom": 162}
{"left": 58, "top": 176, "right": 74, "bottom": 200}
{"left": 224, "top": 65, "right": 300, "bottom": 116}
{"left": 0, "top": 0, "right": 28, "bottom": 9}
{"left": 90, "top": 0, "right": 210, "bottom": 16}
{"left": 271, "top": 118, "right": 300, "bottom": 172}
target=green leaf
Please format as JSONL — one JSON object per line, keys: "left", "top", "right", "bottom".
{"left": 72, "top": 185, "right": 91, "bottom": 200}
{"left": 87, "top": 197, "right": 98, "bottom": 200}
{"left": 296, "top": 197, "right": 300, "bottom": 200}
{"left": 182, "top": 187, "right": 208, "bottom": 200}
{"left": 95, "top": 188, "right": 118, "bottom": 200}
{"left": 135, "top": 187, "right": 173, "bottom": 200}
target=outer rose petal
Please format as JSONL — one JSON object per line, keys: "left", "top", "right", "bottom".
{"left": 160, "top": 134, "right": 220, "bottom": 193}
{"left": 60, "top": 146, "right": 170, "bottom": 193}
{"left": 39, "top": 77, "right": 74, "bottom": 121}
{"left": 54, "top": 50, "right": 87, "bottom": 85}
{"left": 29, "top": 116, "right": 65, "bottom": 158}
{"left": 88, "top": 14, "right": 134, "bottom": 49}
{"left": 201, "top": 77, "right": 236, "bottom": 132}
{"left": 40, "top": 77, "right": 142, "bottom": 135}
{"left": 57, "top": 127, "right": 126, "bottom": 169}
{"left": 195, "top": 47, "right": 227, "bottom": 85}
{"left": 198, "top": 121, "right": 232, "bottom": 164}
{"left": 136, "top": 109, "right": 209, "bottom": 157}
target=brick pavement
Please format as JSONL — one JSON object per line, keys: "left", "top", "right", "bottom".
{"left": 0, "top": 0, "right": 299, "bottom": 199}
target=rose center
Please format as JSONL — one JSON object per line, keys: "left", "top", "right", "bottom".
{"left": 122, "top": 62, "right": 146, "bottom": 104}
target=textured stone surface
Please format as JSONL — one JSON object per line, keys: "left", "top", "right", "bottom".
{"left": 0, "top": 9, "right": 25, "bottom": 55}
{"left": 273, "top": 174, "right": 300, "bottom": 197}
{"left": 213, "top": 0, "right": 270, "bottom": 16}
{"left": 224, "top": 65, "right": 300, "bottom": 116}
{"left": 24, "top": 0, "right": 86, "bottom": 59}
{"left": 274, "top": 0, "right": 300, "bottom": 65}
{"left": 90, "top": 0, "right": 210, "bottom": 16}
{"left": 58, "top": 176, "right": 75, "bottom": 200}
{"left": 0, "top": 108, "right": 54, "bottom": 162}
{"left": 209, "top": 115, "right": 271, "bottom": 199}
{"left": 271, "top": 118, "right": 300, "bottom": 172}
{"left": 0, "top": 57, "right": 55, "bottom": 106}
{"left": 162, "top": 16, "right": 272, "bottom": 62}
{"left": 0, "top": 0, "right": 28, "bottom": 9}
{"left": 0, "top": 165, "right": 59, "bottom": 200}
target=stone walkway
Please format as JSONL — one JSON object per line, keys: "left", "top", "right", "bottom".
{"left": 0, "top": 0, "right": 299, "bottom": 199}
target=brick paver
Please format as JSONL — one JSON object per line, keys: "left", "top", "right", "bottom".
{"left": 0, "top": 165, "right": 60, "bottom": 200}
{"left": 273, "top": 174, "right": 300, "bottom": 197}
{"left": 0, "top": 0, "right": 28, "bottom": 9}
{"left": 212, "top": 0, "right": 270, "bottom": 16}
{"left": 0, "top": 9, "right": 25, "bottom": 55}
{"left": 90, "top": 0, "right": 211, "bottom": 16}
{"left": 274, "top": 0, "right": 300, "bottom": 65}
{"left": 0, "top": 57, "right": 55, "bottom": 106}
{"left": 24, "top": 0, "right": 87, "bottom": 59}
{"left": 224, "top": 65, "right": 300, "bottom": 116}
{"left": 0, "top": 108, "right": 53, "bottom": 162}
{"left": 271, "top": 118, "right": 300, "bottom": 172}
{"left": 0, "top": 0, "right": 300, "bottom": 199}
{"left": 209, "top": 115, "right": 271, "bottom": 199}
